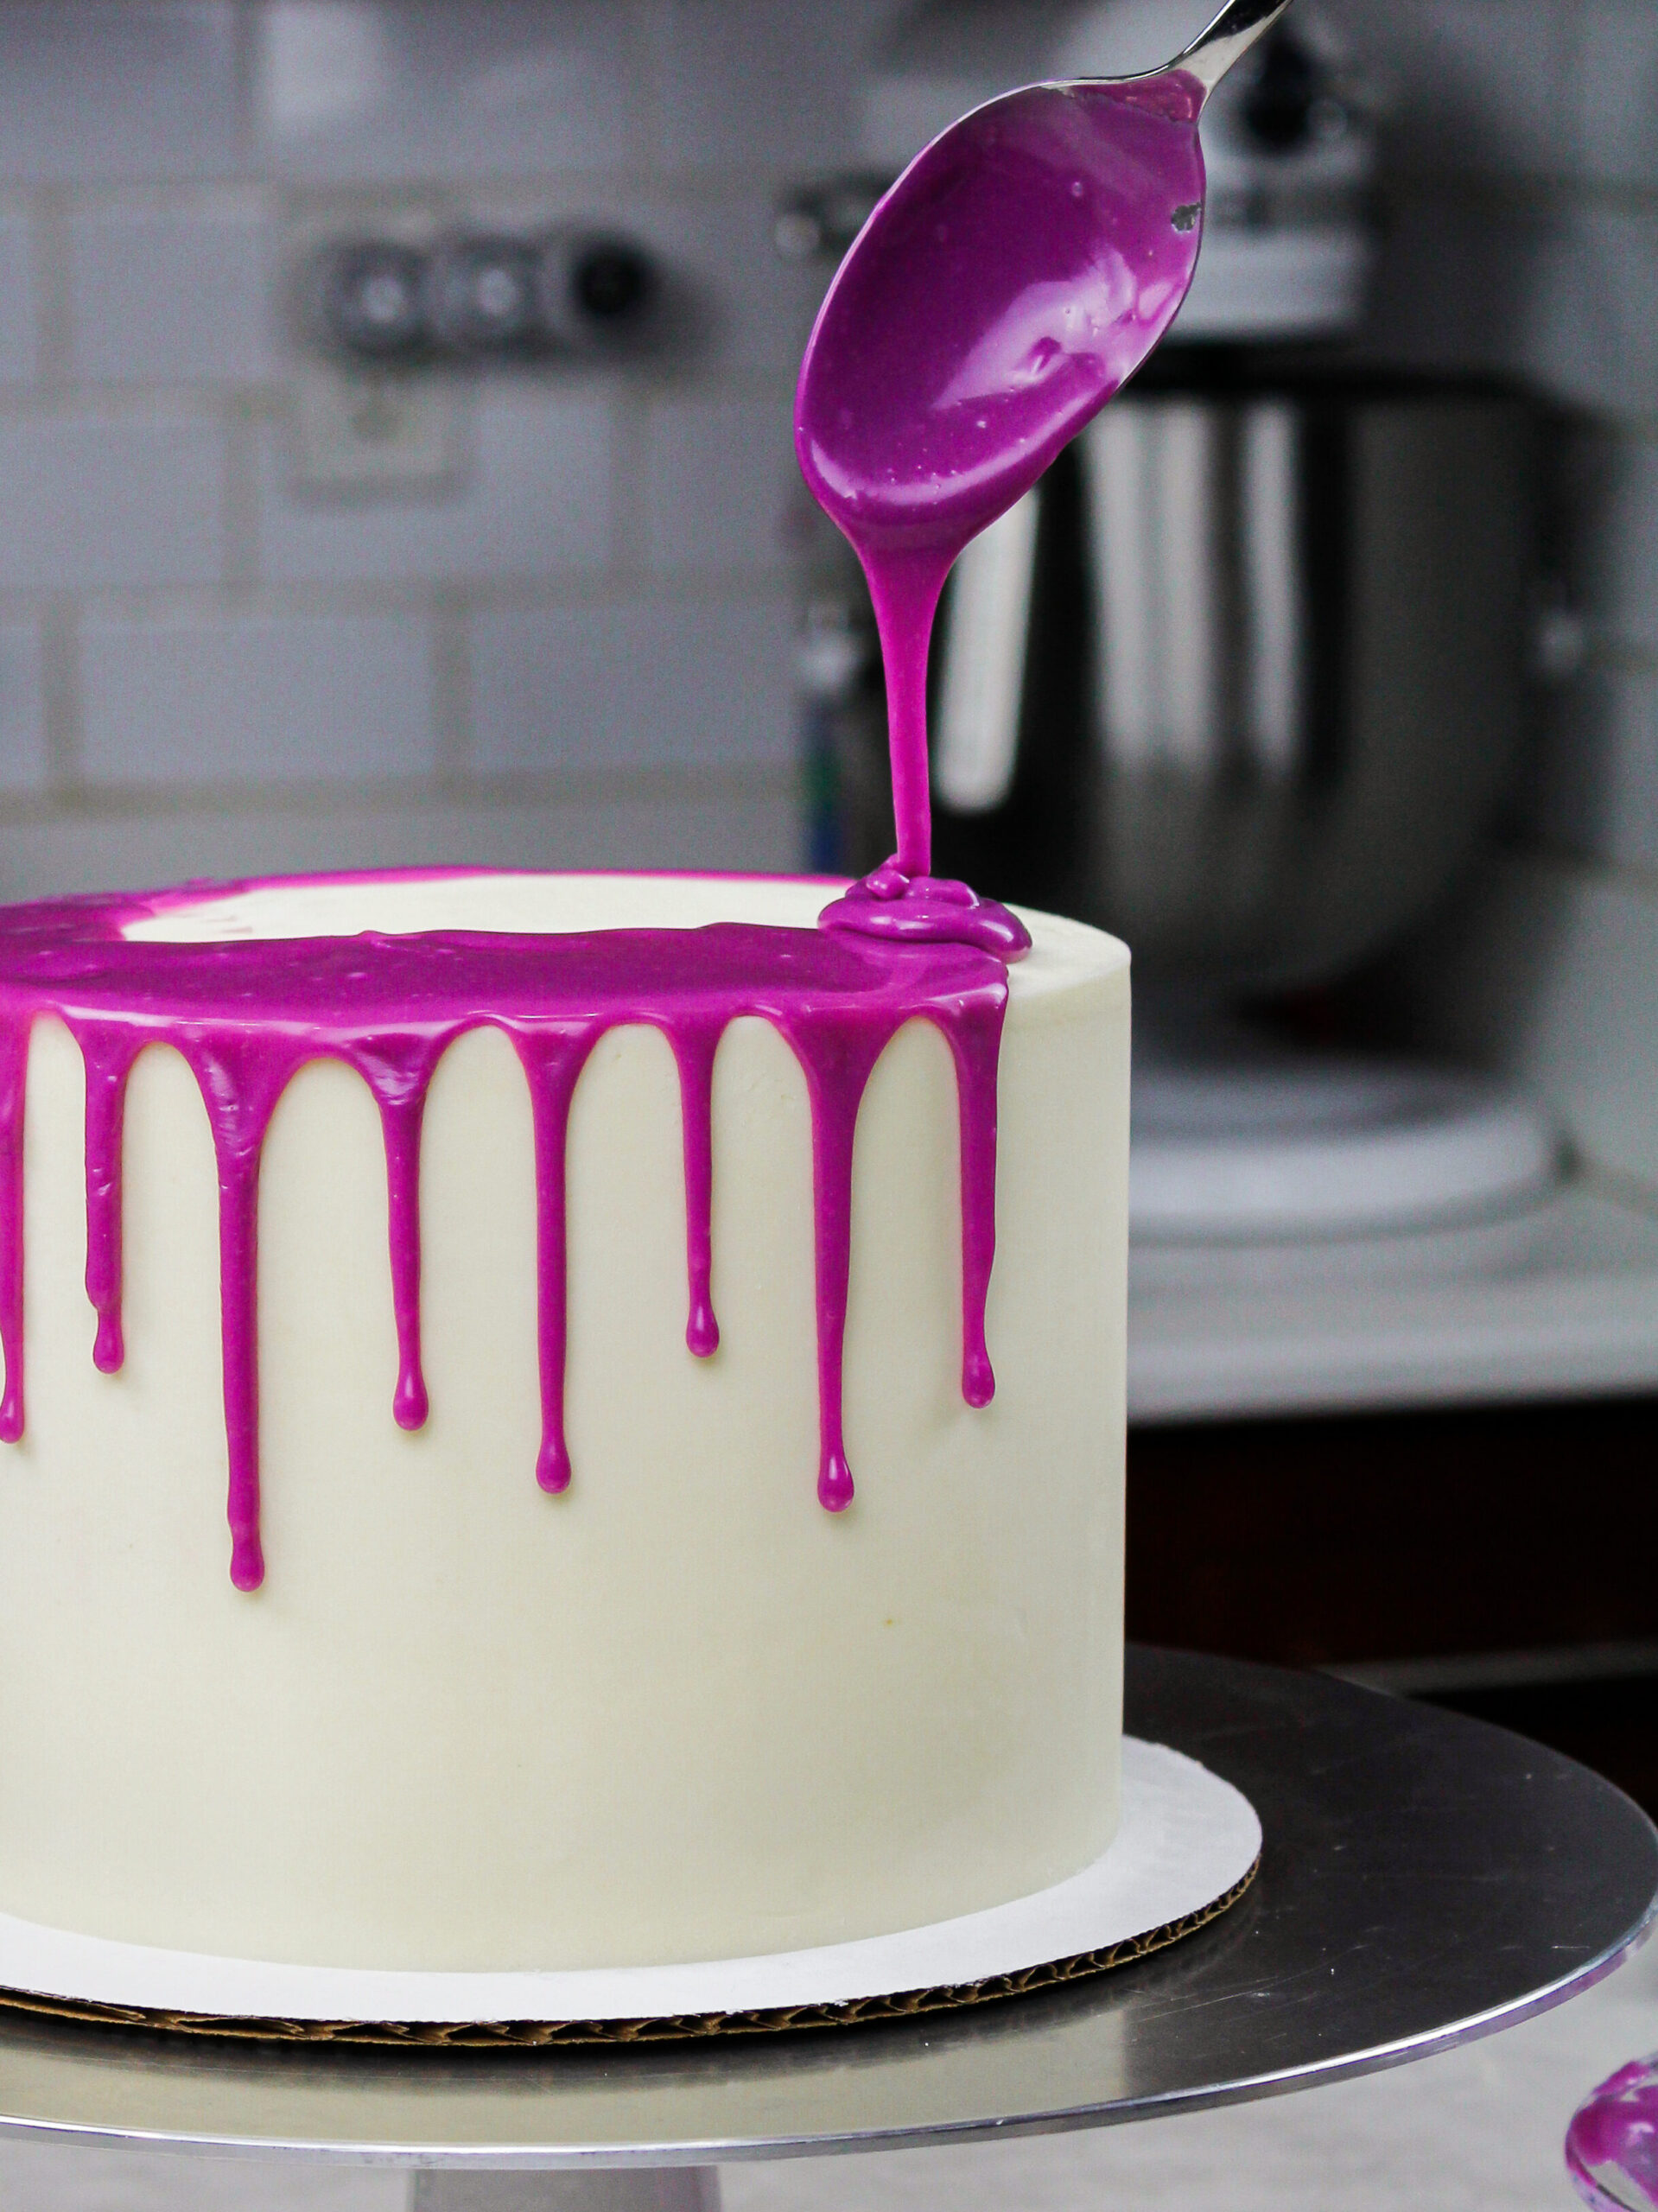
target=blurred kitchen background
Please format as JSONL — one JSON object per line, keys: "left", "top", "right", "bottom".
{"left": 0, "top": 0, "right": 1651, "bottom": 1775}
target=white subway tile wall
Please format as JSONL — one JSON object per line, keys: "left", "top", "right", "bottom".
{"left": 1402, "top": 853, "right": 1658, "bottom": 1193}
{"left": 0, "top": 414, "right": 226, "bottom": 589}
{"left": 1577, "top": 431, "right": 1658, "bottom": 660}
{"left": 1578, "top": 0, "right": 1658, "bottom": 188}
{"left": 643, "top": 392, "right": 798, "bottom": 573}
{"left": 0, "top": 617, "right": 45, "bottom": 791}
{"left": 1527, "top": 664, "right": 1658, "bottom": 878}
{"left": 0, "top": 0, "right": 897, "bottom": 898}
{"left": 1525, "top": 204, "right": 1658, "bottom": 419}
{"left": 80, "top": 607, "right": 438, "bottom": 785}
{"left": 253, "top": 388, "right": 616, "bottom": 583}
{"left": 648, "top": 0, "right": 910, "bottom": 173}
{"left": 1353, "top": 0, "right": 1574, "bottom": 177}
{"left": 472, "top": 591, "right": 796, "bottom": 771}
{"left": 0, "top": 205, "right": 38, "bottom": 385}
{"left": 67, "top": 192, "right": 275, "bottom": 383}
{"left": 0, "top": 2, "right": 239, "bottom": 182}
{"left": 253, "top": 0, "right": 650, "bottom": 181}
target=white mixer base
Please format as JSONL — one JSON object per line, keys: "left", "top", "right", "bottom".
{"left": 1131, "top": 1044, "right": 1556, "bottom": 1243}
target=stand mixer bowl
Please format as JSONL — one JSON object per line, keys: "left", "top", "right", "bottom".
{"left": 917, "top": 359, "right": 1541, "bottom": 993}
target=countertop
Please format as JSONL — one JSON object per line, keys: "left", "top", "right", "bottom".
{"left": 1128, "top": 1178, "right": 1658, "bottom": 1423}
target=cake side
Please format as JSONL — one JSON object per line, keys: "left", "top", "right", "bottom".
{"left": 0, "top": 870, "right": 1128, "bottom": 1971}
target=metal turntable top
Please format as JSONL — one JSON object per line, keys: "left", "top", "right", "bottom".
{"left": 0, "top": 1647, "right": 1649, "bottom": 2171}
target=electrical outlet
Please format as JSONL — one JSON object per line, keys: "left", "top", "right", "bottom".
{"left": 290, "top": 360, "right": 467, "bottom": 496}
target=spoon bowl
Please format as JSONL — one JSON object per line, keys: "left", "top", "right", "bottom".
{"left": 797, "top": 75, "right": 1202, "bottom": 562}
{"left": 796, "top": 0, "right": 1289, "bottom": 555}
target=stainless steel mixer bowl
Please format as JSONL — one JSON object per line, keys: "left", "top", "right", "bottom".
{"left": 910, "top": 364, "right": 1540, "bottom": 991}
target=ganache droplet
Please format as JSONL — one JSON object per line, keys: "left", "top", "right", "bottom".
{"left": 231, "top": 1533, "right": 264, "bottom": 1592}
{"left": 963, "top": 1348, "right": 995, "bottom": 1408}
{"left": 687, "top": 1300, "right": 720, "bottom": 1358}
{"left": 393, "top": 1368, "right": 429, "bottom": 1431}
{"left": 537, "top": 1434, "right": 571, "bottom": 1494}
{"left": 818, "top": 1447, "right": 854, "bottom": 1512}
{"left": 92, "top": 1310, "right": 124, "bottom": 1375}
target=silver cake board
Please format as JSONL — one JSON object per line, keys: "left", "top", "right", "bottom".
{"left": 0, "top": 1738, "right": 1259, "bottom": 2044}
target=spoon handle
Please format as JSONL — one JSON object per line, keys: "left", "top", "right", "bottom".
{"left": 1171, "top": 0, "right": 1292, "bottom": 101}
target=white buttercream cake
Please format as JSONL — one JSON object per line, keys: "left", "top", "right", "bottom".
{"left": 0, "top": 868, "right": 1128, "bottom": 1974}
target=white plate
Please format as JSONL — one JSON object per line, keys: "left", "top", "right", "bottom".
{"left": 0, "top": 1738, "right": 1259, "bottom": 2027}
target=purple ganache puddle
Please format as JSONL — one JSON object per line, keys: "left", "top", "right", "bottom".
{"left": 1566, "top": 2056, "right": 1658, "bottom": 2211}
{"left": 0, "top": 882, "right": 1009, "bottom": 1586}
{"left": 795, "top": 73, "right": 1205, "bottom": 910}
{"left": 821, "top": 859, "right": 1032, "bottom": 958}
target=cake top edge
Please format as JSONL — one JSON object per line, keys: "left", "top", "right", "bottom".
{"left": 23, "top": 868, "right": 1129, "bottom": 990}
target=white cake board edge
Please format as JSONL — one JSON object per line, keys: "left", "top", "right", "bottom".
{"left": 0, "top": 1739, "right": 1259, "bottom": 2030}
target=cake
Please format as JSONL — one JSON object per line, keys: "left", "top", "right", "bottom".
{"left": 0, "top": 866, "right": 1128, "bottom": 1973}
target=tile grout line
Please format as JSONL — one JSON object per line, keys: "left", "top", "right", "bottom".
{"left": 609, "top": 385, "right": 651, "bottom": 588}
{"left": 222, "top": 388, "right": 263, "bottom": 594}
{"left": 40, "top": 593, "right": 83, "bottom": 797}
{"left": 31, "top": 185, "right": 70, "bottom": 397}
{"left": 432, "top": 586, "right": 471, "bottom": 792}
{"left": 0, "top": 760, "right": 797, "bottom": 830}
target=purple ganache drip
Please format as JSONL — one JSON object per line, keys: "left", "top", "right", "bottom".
{"left": 0, "top": 880, "right": 1013, "bottom": 1586}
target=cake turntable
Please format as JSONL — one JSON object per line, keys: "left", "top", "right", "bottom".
{"left": 0, "top": 1650, "right": 1649, "bottom": 2211}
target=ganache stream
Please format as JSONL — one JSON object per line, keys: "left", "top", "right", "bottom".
{"left": 0, "top": 883, "right": 1018, "bottom": 1590}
